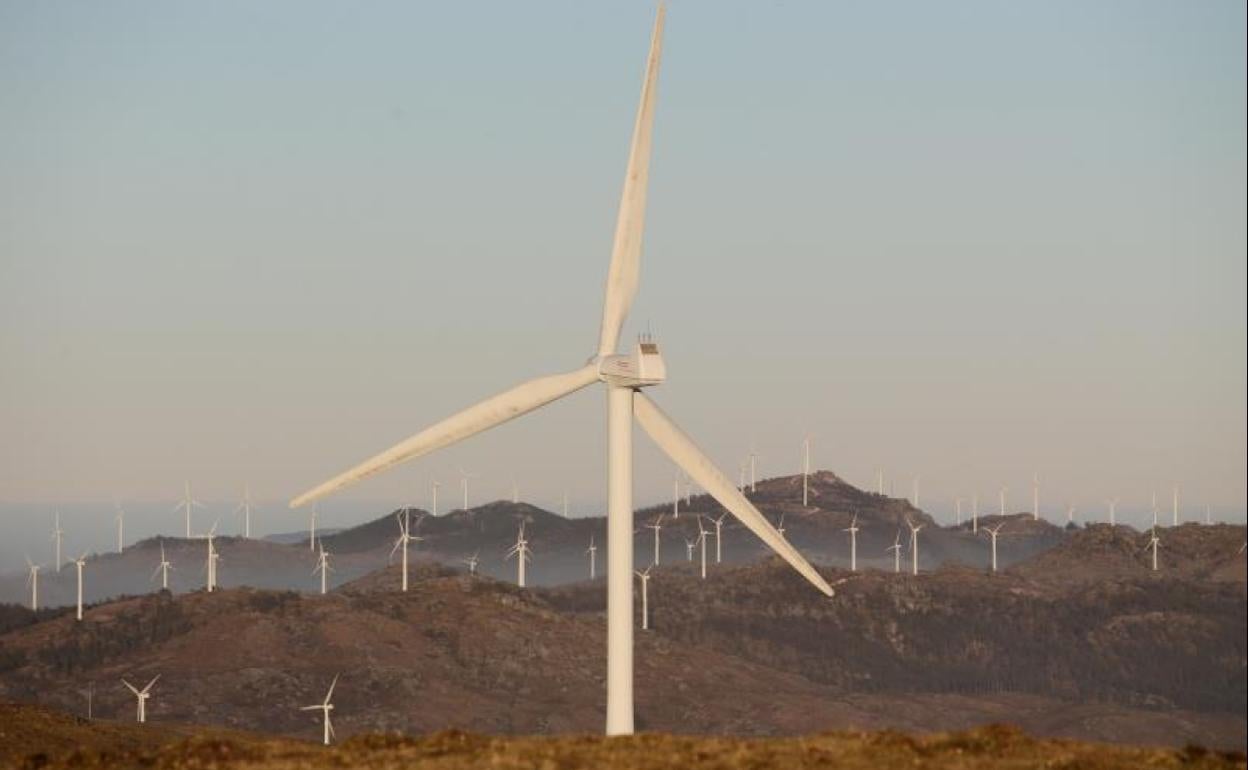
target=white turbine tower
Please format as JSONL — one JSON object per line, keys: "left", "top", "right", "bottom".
{"left": 52, "top": 511, "right": 64, "bottom": 572}
{"left": 199, "top": 519, "right": 222, "bottom": 593}
{"left": 308, "top": 505, "right": 319, "bottom": 551}
{"left": 25, "top": 558, "right": 39, "bottom": 610}
{"left": 463, "top": 551, "right": 480, "bottom": 575}
{"left": 301, "top": 675, "right": 338, "bottom": 746}
{"left": 955, "top": 497, "right": 963, "bottom": 527}
{"left": 886, "top": 530, "right": 903, "bottom": 574}
{"left": 971, "top": 493, "right": 980, "bottom": 533}
{"left": 907, "top": 519, "right": 923, "bottom": 576}
{"left": 1151, "top": 490, "right": 1159, "bottom": 528}
{"left": 285, "top": 7, "right": 829, "bottom": 736}
{"left": 672, "top": 472, "right": 681, "bottom": 518}
{"left": 174, "top": 481, "right": 203, "bottom": 539}
{"left": 747, "top": 447, "right": 760, "bottom": 493}
{"left": 776, "top": 513, "right": 786, "bottom": 539}
{"left": 73, "top": 551, "right": 88, "bottom": 620}
{"left": 1146, "top": 529, "right": 1161, "bottom": 571}
{"left": 801, "top": 435, "right": 812, "bottom": 507}
{"left": 1032, "top": 472, "right": 1040, "bottom": 521}
{"left": 1106, "top": 498, "right": 1119, "bottom": 526}
{"left": 234, "top": 484, "right": 256, "bottom": 538}
{"left": 121, "top": 675, "right": 160, "bottom": 723}
{"left": 505, "top": 522, "right": 532, "bottom": 588}
{"left": 998, "top": 486, "right": 1008, "bottom": 517}
{"left": 313, "top": 539, "right": 332, "bottom": 595}
{"left": 843, "top": 513, "right": 860, "bottom": 572}
{"left": 152, "top": 543, "right": 174, "bottom": 591}
{"left": 875, "top": 468, "right": 884, "bottom": 496}
{"left": 984, "top": 522, "right": 1005, "bottom": 573}
{"left": 114, "top": 503, "right": 125, "bottom": 553}
{"left": 511, "top": 477, "right": 520, "bottom": 504}
{"left": 430, "top": 477, "right": 440, "bottom": 516}
{"left": 644, "top": 514, "right": 664, "bottom": 566}
{"left": 390, "top": 509, "right": 422, "bottom": 592}
{"left": 911, "top": 476, "right": 920, "bottom": 508}
{"left": 587, "top": 535, "right": 599, "bottom": 579}
{"left": 562, "top": 490, "right": 570, "bottom": 518}
{"left": 1172, "top": 484, "right": 1180, "bottom": 526}
{"left": 635, "top": 566, "right": 652, "bottom": 630}
{"left": 458, "top": 468, "right": 476, "bottom": 511}
{"left": 709, "top": 513, "right": 729, "bottom": 563}
{"left": 696, "top": 518, "right": 711, "bottom": 579}
{"left": 1065, "top": 503, "right": 1076, "bottom": 525}
{"left": 684, "top": 537, "right": 696, "bottom": 562}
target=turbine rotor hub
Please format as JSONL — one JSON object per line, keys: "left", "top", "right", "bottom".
{"left": 594, "top": 337, "right": 666, "bottom": 388}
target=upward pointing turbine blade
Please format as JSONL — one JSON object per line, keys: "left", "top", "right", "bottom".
{"left": 596, "top": 5, "right": 664, "bottom": 356}
{"left": 633, "top": 393, "right": 833, "bottom": 596}
{"left": 290, "top": 365, "right": 599, "bottom": 508}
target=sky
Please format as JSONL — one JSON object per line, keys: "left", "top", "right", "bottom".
{"left": 1, "top": 1, "right": 1245, "bottom": 564}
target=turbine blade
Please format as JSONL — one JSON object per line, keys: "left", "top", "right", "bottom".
{"left": 634, "top": 393, "right": 833, "bottom": 597}
{"left": 290, "top": 365, "right": 599, "bottom": 508}
{"left": 143, "top": 674, "right": 160, "bottom": 692}
{"left": 324, "top": 674, "right": 338, "bottom": 704}
{"left": 596, "top": 5, "right": 665, "bottom": 356}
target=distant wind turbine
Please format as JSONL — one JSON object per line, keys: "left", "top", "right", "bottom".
{"left": 511, "top": 477, "right": 520, "bottom": 504}
{"left": 886, "top": 530, "right": 903, "bottom": 574}
{"left": 505, "top": 522, "right": 531, "bottom": 588}
{"left": 234, "top": 484, "right": 256, "bottom": 538}
{"left": 984, "top": 522, "right": 1005, "bottom": 573}
{"left": 998, "top": 486, "right": 1008, "bottom": 517}
{"left": 775, "top": 513, "right": 786, "bottom": 540}
{"left": 672, "top": 472, "right": 681, "bottom": 518}
{"left": 301, "top": 675, "right": 338, "bottom": 746}
{"left": 710, "top": 513, "right": 728, "bottom": 563}
{"left": 971, "top": 493, "right": 980, "bottom": 533}
{"left": 152, "top": 542, "right": 174, "bottom": 591}
{"left": 801, "top": 435, "right": 811, "bottom": 507}
{"left": 52, "top": 512, "right": 64, "bottom": 572}
{"left": 1151, "top": 490, "right": 1159, "bottom": 528}
{"left": 875, "top": 468, "right": 884, "bottom": 496}
{"left": 121, "top": 675, "right": 160, "bottom": 723}
{"left": 684, "top": 537, "right": 696, "bottom": 562}
{"left": 390, "top": 509, "right": 422, "bottom": 592}
{"left": 1106, "top": 498, "right": 1119, "bottom": 527}
{"left": 587, "top": 535, "right": 598, "bottom": 580}
{"left": 955, "top": 497, "right": 963, "bottom": 527}
{"left": 1065, "top": 503, "right": 1076, "bottom": 525}
{"left": 114, "top": 503, "right": 125, "bottom": 553}
{"left": 25, "top": 558, "right": 39, "bottom": 610}
{"left": 463, "top": 551, "right": 480, "bottom": 575}
{"left": 313, "top": 539, "right": 332, "bottom": 595}
{"left": 844, "top": 513, "right": 860, "bottom": 572}
{"left": 174, "top": 481, "right": 204, "bottom": 539}
{"left": 1032, "top": 472, "right": 1040, "bottom": 521}
{"left": 911, "top": 476, "right": 920, "bottom": 508}
{"left": 1146, "top": 529, "right": 1161, "bottom": 571}
{"left": 201, "top": 519, "right": 221, "bottom": 593}
{"left": 430, "top": 477, "right": 440, "bottom": 517}
{"left": 73, "top": 551, "right": 88, "bottom": 620}
{"left": 907, "top": 519, "right": 923, "bottom": 576}
{"left": 697, "top": 518, "right": 711, "bottom": 579}
{"left": 459, "top": 468, "right": 476, "bottom": 511}
{"left": 308, "top": 505, "right": 319, "bottom": 552}
{"left": 644, "top": 515, "right": 664, "bottom": 566}
{"left": 748, "top": 446, "right": 759, "bottom": 492}
{"left": 1172, "top": 485, "right": 1180, "bottom": 526}
{"left": 635, "top": 566, "right": 652, "bottom": 630}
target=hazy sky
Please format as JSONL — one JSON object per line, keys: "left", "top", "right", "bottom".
{"left": 1, "top": 1, "right": 1245, "bottom": 557}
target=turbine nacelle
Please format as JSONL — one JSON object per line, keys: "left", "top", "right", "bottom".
{"left": 595, "top": 338, "right": 667, "bottom": 388}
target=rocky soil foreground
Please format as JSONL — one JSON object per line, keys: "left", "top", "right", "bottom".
{"left": 1, "top": 703, "right": 1244, "bottom": 770}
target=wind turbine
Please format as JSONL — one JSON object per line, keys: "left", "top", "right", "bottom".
{"left": 1065, "top": 503, "right": 1076, "bottom": 525}
{"left": 748, "top": 447, "right": 759, "bottom": 492}
{"left": 998, "top": 486, "right": 1008, "bottom": 517}
{"left": 463, "top": 551, "right": 480, "bottom": 575}
{"left": 672, "top": 472, "right": 681, "bottom": 518}
{"left": 886, "top": 530, "right": 903, "bottom": 574}
{"left": 121, "top": 675, "right": 160, "bottom": 723}
{"left": 587, "top": 535, "right": 598, "bottom": 580}
{"left": 684, "top": 537, "right": 696, "bottom": 562}
{"left": 25, "top": 558, "right": 39, "bottom": 610}
{"left": 562, "top": 490, "right": 570, "bottom": 518}
{"left": 696, "top": 518, "right": 711, "bottom": 580}
{"left": 152, "top": 542, "right": 174, "bottom": 591}
{"left": 971, "top": 493, "right": 980, "bottom": 533}
{"left": 301, "top": 675, "right": 338, "bottom": 746}
{"left": 843, "top": 513, "right": 860, "bottom": 572}
{"left": 73, "top": 551, "right": 88, "bottom": 620}
{"left": 875, "top": 468, "right": 884, "bottom": 496}
{"left": 801, "top": 435, "right": 811, "bottom": 507}
{"left": 644, "top": 514, "right": 664, "bottom": 566}
{"left": 1032, "top": 472, "right": 1040, "bottom": 521}
{"left": 430, "top": 477, "right": 441, "bottom": 516}
{"left": 1204, "top": 504, "right": 1211, "bottom": 526}
{"left": 458, "top": 468, "right": 476, "bottom": 511}
{"left": 911, "top": 476, "right": 920, "bottom": 508}
{"left": 174, "top": 481, "right": 204, "bottom": 539}
{"left": 505, "top": 521, "right": 532, "bottom": 588}
{"left": 1151, "top": 490, "right": 1159, "bottom": 528}
{"left": 390, "top": 509, "right": 423, "bottom": 592}
{"left": 234, "top": 484, "right": 256, "bottom": 538}
{"left": 313, "top": 539, "right": 332, "bottom": 595}
{"left": 1172, "top": 484, "right": 1180, "bottom": 526}
{"left": 635, "top": 567, "right": 652, "bottom": 630}
{"left": 285, "top": 7, "right": 829, "bottom": 737}
{"left": 775, "top": 513, "right": 786, "bottom": 540}
{"left": 955, "top": 497, "right": 963, "bottom": 527}
{"left": 906, "top": 519, "right": 923, "bottom": 576}
{"left": 984, "top": 522, "right": 1005, "bottom": 573}
{"left": 1106, "top": 498, "right": 1119, "bottom": 526}
{"left": 114, "top": 503, "right": 125, "bottom": 553}
{"left": 52, "top": 511, "right": 64, "bottom": 571}
{"left": 1146, "top": 529, "right": 1161, "bottom": 571}
{"left": 511, "top": 477, "right": 520, "bottom": 504}
{"left": 308, "top": 505, "right": 319, "bottom": 551}
{"left": 738, "top": 462, "right": 747, "bottom": 491}
{"left": 710, "top": 513, "right": 728, "bottom": 563}
{"left": 200, "top": 519, "right": 221, "bottom": 592}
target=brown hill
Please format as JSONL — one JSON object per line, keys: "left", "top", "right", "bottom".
{"left": 1012, "top": 523, "right": 1247, "bottom": 584}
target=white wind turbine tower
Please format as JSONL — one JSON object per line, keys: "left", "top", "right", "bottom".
{"left": 506, "top": 521, "right": 532, "bottom": 587}
{"left": 1172, "top": 485, "right": 1180, "bottom": 526}
{"left": 886, "top": 530, "right": 903, "bottom": 574}
{"left": 875, "top": 468, "right": 884, "bottom": 496}
{"left": 73, "top": 551, "right": 88, "bottom": 620}
{"left": 1204, "top": 504, "right": 1211, "bottom": 525}
{"left": 174, "top": 481, "right": 204, "bottom": 539}
{"left": 710, "top": 513, "right": 728, "bottom": 563}
{"left": 684, "top": 537, "right": 696, "bottom": 562}
{"left": 843, "top": 513, "right": 860, "bottom": 572}
{"left": 738, "top": 461, "right": 747, "bottom": 491}
{"left": 955, "top": 497, "right": 963, "bottom": 527}
{"left": 458, "top": 468, "right": 476, "bottom": 511}
{"left": 25, "top": 558, "right": 39, "bottom": 610}
{"left": 1151, "top": 490, "right": 1159, "bottom": 528}
{"left": 430, "top": 477, "right": 441, "bottom": 516}
{"left": 644, "top": 514, "right": 664, "bottom": 566}
{"left": 635, "top": 566, "right": 652, "bottom": 630}
{"left": 308, "top": 505, "right": 319, "bottom": 551}
{"left": 906, "top": 519, "right": 923, "bottom": 576}
{"left": 511, "top": 477, "right": 520, "bottom": 504}
{"left": 463, "top": 551, "right": 480, "bottom": 575}
{"left": 1106, "top": 498, "right": 1119, "bottom": 526}
{"left": 696, "top": 518, "right": 711, "bottom": 579}
{"left": 587, "top": 535, "right": 598, "bottom": 579}
{"left": 1032, "top": 472, "right": 1040, "bottom": 521}
{"left": 1146, "top": 529, "right": 1161, "bottom": 571}
{"left": 313, "top": 539, "right": 332, "bottom": 595}
{"left": 152, "top": 542, "right": 173, "bottom": 590}
{"left": 114, "top": 503, "right": 125, "bottom": 553}
{"left": 1065, "top": 503, "right": 1076, "bottom": 525}
{"left": 984, "top": 522, "right": 1005, "bottom": 573}
{"left": 562, "top": 490, "right": 570, "bottom": 518}
{"left": 911, "top": 476, "right": 920, "bottom": 508}
{"left": 285, "top": 7, "right": 830, "bottom": 736}
{"left": 301, "top": 675, "right": 338, "bottom": 746}
{"left": 671, "top": 472, "right": 681, "bottom": 518}
{"left": 52, "top": 511, "right": 64, "bottom": 572}
{"left": 998, "top": 486, "right": 1008, "bottom": 517}
{"left": 234, "top": 484, "right": 256, "bottom": 538}
{"left": 121, "top": 675, "right": 160, "bottom": 723}
{"left": 801, "top": 435, "right": 811, "bottom": 507}
{"left": 201, "top": 519, "right": 221, "bottom": 593}
{"left": 748, "top": 447, "right": 759, "bottom": 493}
{"left": 971, "top": 493, "right": 980, "bottom": 533}
{"left": 776, "top": 513, "right": 786, "bottom": 539}
{"left": 390, "top": 509, "right": 422, "bottom": 592}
